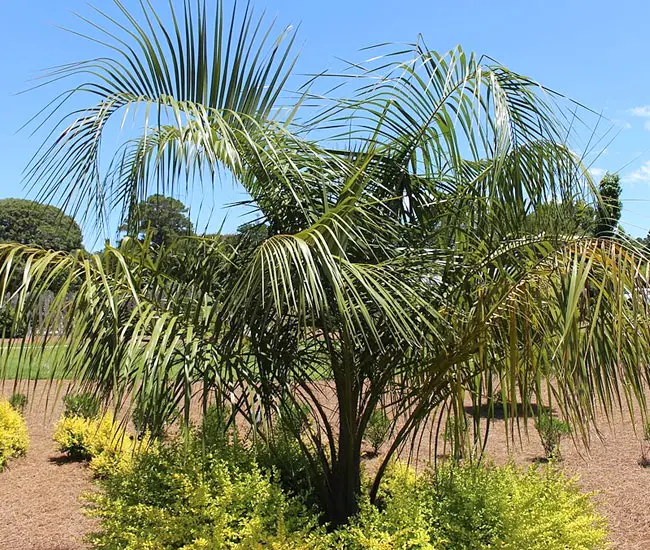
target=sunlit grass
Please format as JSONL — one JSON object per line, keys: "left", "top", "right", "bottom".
{"left": 0, "top": 343, "right": 66, "bottom": 380}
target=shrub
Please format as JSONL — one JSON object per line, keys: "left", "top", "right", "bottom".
{"left": 255, "top": 428, "right": 319, "bottom": 506}
{"left": 85, "top": 425, "right": 608, "bottom": 550}
{"left": 330, "top": 464, "right": 436, "bottom": 549}
{"left": 328, "top": 462, "right": 608, "bottom": 550}
{"left": 63, "top": 392, "right": 101, "bottom": 419}
{"left": 131, "top": 388, "right": 179, "bottom": 438}
{"left": 0, "top": 400, "right": 29, "bottom": 470}
{"left": 423, "top": 462, "right": 607, "bottom": 550}
{"left": 365, "top": 409, "right": 390, "bottom": 455}
{"left": 198, "top": 404, "right": 249, "bottom": 466}
{"left": 53, "top": 412, "right": 145, "bottom": 477}
{"left": 85, "top": 434, "right": 321, "bottom": 549}
{"left": 279, "top": 400, "right": 312, "bottom": 435}
{"left": 8, "top": 393, "right": 28, "bottom": 414}
{"left": 535, "top": 410, "right": 571, "bottom": 460}
{"left": 0, "top": 304, "right": 27, "bottom": 339}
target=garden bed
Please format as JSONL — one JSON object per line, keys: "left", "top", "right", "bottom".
{"left": 1, "top": 381, "right": 649, "bottom": 549}
{"left": 0, "top": 383, "right": 95, "bottom": 550}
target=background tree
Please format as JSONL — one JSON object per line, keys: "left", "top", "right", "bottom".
{"left": 120, "top": 194, "right": 193, "bottom": 247}
{"left": 0, "top": 198, "right": 82, "bottom": 251}
{"left": 637, "top": 230, "right": 650, "bottom": 253}
{"left": 2, "top": 0, "right": 650, "bottom": 528}
{"left": 595, "top": 173, "right": 622, "bottom": 237}
{"left": 526, "top": 199, "right": 596, "bottom": 236}
{"left": 0, "top": 198, "right": 83, "bottom": 300}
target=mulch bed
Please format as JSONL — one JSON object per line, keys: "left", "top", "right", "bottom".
{"left": 1, "top": 381, "right": 649, "bottom": 549}
{"left": 0, "top": 382, "right": 95, "bottom": 550}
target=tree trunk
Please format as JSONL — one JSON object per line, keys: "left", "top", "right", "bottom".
{"left": 325, "top": 411, "right": 362, "bottom": 527}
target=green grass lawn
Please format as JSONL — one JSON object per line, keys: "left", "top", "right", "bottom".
{"left": 0, "top": 344, "right": 66, "bottom": 379}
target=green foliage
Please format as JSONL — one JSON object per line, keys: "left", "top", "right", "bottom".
{"left": 637, "top": 230, "right": 650, "bottom": 254}
{"left": 8, "top": 393, "right": 28, "bottom": 414}
{"left": 85, "top": 432, "right": 608, "bottom": 550}
{"left": 53, "top": 412, "right": 146, "bottom": 477}
{"left": 245, "top": 402, "right": 320, "bottom": 504}
{"left": 198, "top": 404, "right": 231, "bottom": 447}
{"left": 535, "top": 411, "right": 572, "bottom": 460}
{"left": 526, "top": 200, "right": 596, "bottom": 236}
{"left": 442, "top": 412, "right": 472, "bottom": 461}
{"left": 425, "top": 463, "right": 606, "bottom": 549}
{"left": 365, "top": 409, "right": 391, "bottom": 455}
{"left": 327, "top": 462, "right": 607, "bottom": 550}
{"left": 0, "top": 304, "right": 27, "bottom": 338}
{"left": 86, "top": 434, "right": 320, "bottom": 550}
{"left": 0, "top": 198, "right": 82, "bottom": 251}
{"left": 131, "top": 391, "right": 178, "bottom": 439}
{"left": 0, "top": 400, "right": 29, "bottom": 470}
{"left": 63, "top": 392, "right": 101, "bottom": 419}
{"left": 120, "top": 194, "right": 194, "bottom": 247}
{"left": 595, "top": 173, "right": 622, "bottom": 237}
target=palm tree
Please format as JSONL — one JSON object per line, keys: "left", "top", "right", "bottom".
{"left": 3, "top": 0, "right": 650, "bottom": 526}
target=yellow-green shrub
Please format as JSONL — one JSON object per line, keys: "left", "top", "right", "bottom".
{"left": 85, "top": 431, "right": 609, "bottom": 550}
{"left": 85, "top": 437, "right": 321, "bottom": 550}
{"left": 319, "top": 462, "right": 607, "bottom": 550}
{"left": 53, "top": 413, "right": 146, "bottom": 477}
{"left": 375, "top": 462, "right": 607, "bottom": 550}
{"left": 431, "top": 462, "right": 608, "bottom": 550}
{"left": 0, "top": 400, "right": 29, "bottom": 470}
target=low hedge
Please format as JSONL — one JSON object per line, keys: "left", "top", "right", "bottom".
{"left": 83, "top": 430, "right": 608, "bottom": 549}
{"left": 0, "top": 400, "right": 29, "bottom": 470}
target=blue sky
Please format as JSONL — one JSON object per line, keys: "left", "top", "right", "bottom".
{"left": 3, "top": 0, "right": 650, "bottom": 247}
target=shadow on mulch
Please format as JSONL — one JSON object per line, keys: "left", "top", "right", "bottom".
{"left": 48, "top": 454, "right": 86, "bottom": 466}
{"left": 464, "top": 402, "right": 546, "bottom": 419}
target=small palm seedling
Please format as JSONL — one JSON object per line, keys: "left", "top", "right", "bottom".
{"left": 8, "top": 393, "right": 27, "bottom": 414}
{"left": 535, "top": 410, "right": 571, "bottom": 461}
{"left": 63, "top": 392, "right": 100, "bottom": 419}
{"left": 443, "top": 413, "right": 471, "bottom": 461}
{"left": 366, "top": 409, "right": 391, "bottom": 456}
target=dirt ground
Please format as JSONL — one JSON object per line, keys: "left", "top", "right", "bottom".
{"left": 0, "top": 383, "right": 95, "bottom": 550}
{"left": 1, "top": 382, "right": 649, "bottom": 549}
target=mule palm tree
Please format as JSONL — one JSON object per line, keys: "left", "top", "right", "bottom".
{"left": 3, "top": 0, "right": 650, "bottom": 526}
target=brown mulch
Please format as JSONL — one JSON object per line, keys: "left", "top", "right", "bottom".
{"left": 0, "top": 382, "right": 96, "bottom": 550}
{"left": 1, "top": 382, "right": 650, "bottom": 549}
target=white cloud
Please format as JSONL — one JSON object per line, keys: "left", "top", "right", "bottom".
{"left": 628, "top": 105, "right": 650, "bottom": 117}
{"left": 612, "top": 119, "right": 632, "bottom": 129}
{"left": 626, "top": 160, "right": 650, "bottom": 183}
{"left": 589, "top": 167, "right": 606, "bottom": 179}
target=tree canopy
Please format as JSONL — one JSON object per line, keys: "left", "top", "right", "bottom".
{"left": 526, "top": 199, "right": 596, "bottom": 236}
{"left": 119, "top": 194, "right": 193, "bottom": 247}
{"left": 0, "top": 199, "right": 82, "bottom": 251}
{"left": 595, "top": 172, "right": 622, "bottom": 237}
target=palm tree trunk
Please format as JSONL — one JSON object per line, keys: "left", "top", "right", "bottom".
{"left": 325, "top": 405, "right": 362, "bottom": 526}
{"left": 324, "top": 351, "right": 362, "bottom": 527}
